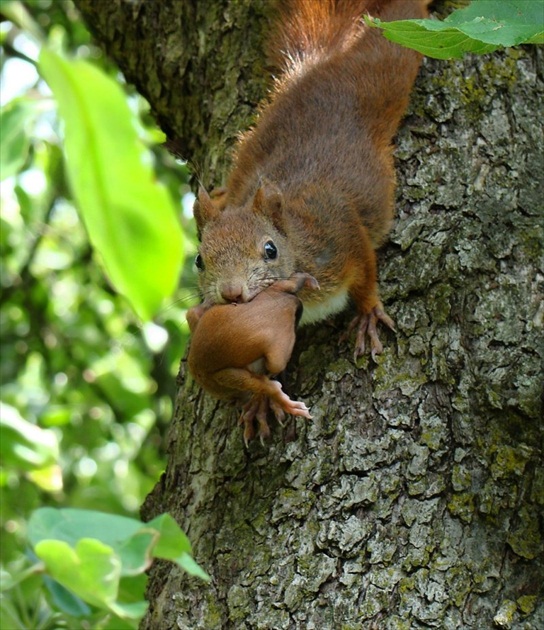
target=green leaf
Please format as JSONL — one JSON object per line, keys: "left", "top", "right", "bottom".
{"left": 0, "top": 100, "right": 37, "bottom": 180}
{"left": 28, "top": 508, "right": 146, "bottom": 550}
{"left": 445, "top": 0, "right": 544, "bottom": 45}
{"left": 147, "top": 513, "right": 210, "bottom": 581}
{"left": 108, "top": 599, "right": 149, "bottom": 620}
{"left": 369, "top": 19, "right": 497, "bottom": 59}
{"left": 0, "top": 402, "right": 60, "bottom": 473}
{"left": 146, "top": 513, "right": 192, "bottom": 558}
{"left": 34, "top": 538, "right": 121, "bottom": 611}
{"left": 38, "top": 49, "right": 184, "bottom": 321}
{"left": 28, "top": 508, "right": 209, "bottom": 582}
{"left": 117, "top": 574, "right": 147, "bottom": 605}
{"left": 15, "top": 508, "right": 209, "bottom": 624}
{"left": 116, "top": 531, "right": 157, "bottom": 576}
{"left": 28, "top": 509, "right": 159, "bottom": 619}
{"left": 176, "top": 551, "right": 212, "bottom": 582}
{"left": 0, "top": 1, "right": 44, "bottom": 43}
{"left": 369, "top": 0, "right": 544, "bottom": 59}
{"left": 27, "top": 508, "right": 209, "bottom": 619}
{"left": 43, "top": 575, "right": 92, "bottom": 618}
{"left": 37, "top": 539, "right": 150, "bottom": 621}
{"left": 27, "top": 464, "right": 63, "bottom": 492}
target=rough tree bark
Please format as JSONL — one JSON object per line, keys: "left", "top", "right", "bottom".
{"left": 74, "top": 1, "right": 543, "bottom": 628}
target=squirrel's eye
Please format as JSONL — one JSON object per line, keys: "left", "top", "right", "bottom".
{"left": 263, "top": 241, "right": 278, "bottom": 260}
{"left": 195, "top": 254, "right": 205, "bottom": 271}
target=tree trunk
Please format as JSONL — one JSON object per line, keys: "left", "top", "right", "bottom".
{"left": 74, "top": 1, "right": 543, "bottom": 628}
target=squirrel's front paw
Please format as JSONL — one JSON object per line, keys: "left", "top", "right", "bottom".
{"left": 348, "top": 305, "right": 396, "bottom": 362}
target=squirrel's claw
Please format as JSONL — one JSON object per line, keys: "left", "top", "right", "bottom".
{"left": 240, "top": 394, "right": 272, "bottom": 446}
{"left": 350, "top": 305, "right": 395, "bottom": 362}
{"left": 269, "top": 398, "right": 287, "bottom": 426}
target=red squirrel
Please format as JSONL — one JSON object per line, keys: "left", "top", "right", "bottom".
{"left": 187, "top": 273, "right": 319, "bottom": 444}
{"left": 189, "top": 0, "right": 429, "bottom": 438}
{"left": 193, "top": 0, "right": 429, "bottom": 360}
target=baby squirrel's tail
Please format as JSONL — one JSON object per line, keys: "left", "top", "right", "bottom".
{"left": 269, "top": 0, "right": 430, "bottom": 70}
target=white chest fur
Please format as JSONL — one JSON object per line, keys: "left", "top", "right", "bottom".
{"left": 299, "top": 288, "right": 350, "bottom": 325}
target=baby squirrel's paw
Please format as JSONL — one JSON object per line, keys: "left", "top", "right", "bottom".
{"left": 270, "top": 380, "right": 312, "bottom": 420}
{"left": 240, "top": 395, "right": 271, "bottom": 446}
{"left": 348, "top": 305, "right": 396, "bottom": 362}
{"left": 240, "top": 382, "right": 312, "bottom": 445}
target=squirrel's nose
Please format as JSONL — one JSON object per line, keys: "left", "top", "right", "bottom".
{"left": 220, "top": 283, "right": 245, "bottom": 303}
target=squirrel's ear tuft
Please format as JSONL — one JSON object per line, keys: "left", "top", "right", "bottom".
{"left": 193, "top": 187, "right": 220, "bottom": 236}
{"left": 252, "top": 180, "right": 286, "bottom": 235}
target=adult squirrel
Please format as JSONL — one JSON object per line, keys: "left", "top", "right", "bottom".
{"left": 193, "top": 0, "right": 430, "bottom": 359}
{"left": 187, "top": 273, "right": 319, "bottom": 444}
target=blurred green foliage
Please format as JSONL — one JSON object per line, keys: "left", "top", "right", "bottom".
{"left": 1, "top": 1, "right": 199, "bottom": 626}
{"left": 23, "top": 508, "right": 209, "bottom": 625}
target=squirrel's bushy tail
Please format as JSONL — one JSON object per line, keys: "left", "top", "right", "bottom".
{"left": 269, "top": 0, "right": 371, "bottom": 67}
{"left": 269, "top": 0, "right": 429, "bottom": 70}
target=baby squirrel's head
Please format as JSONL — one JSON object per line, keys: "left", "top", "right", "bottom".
{"left": 194, "top": 183, "right": 295, "bottom": 305}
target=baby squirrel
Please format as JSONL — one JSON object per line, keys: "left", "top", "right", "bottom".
{"left": 187, "top": 273, "right": 319, "bottom": 444}
{"left": 193, "top": 0, "right": 429, "bottom": 360}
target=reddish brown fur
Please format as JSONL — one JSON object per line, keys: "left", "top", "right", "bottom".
{"left": 194, "top": 0, "right": 429, "bottom": 357}
{"left": 187, "top": 274, "right": 317, "bottom": 407}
